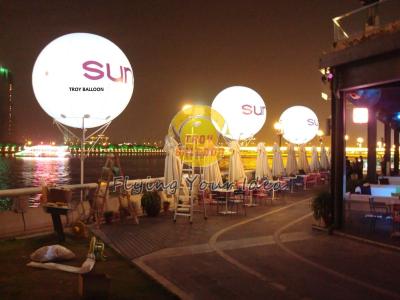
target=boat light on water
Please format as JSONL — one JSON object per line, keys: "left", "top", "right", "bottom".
{"left": 15, "top": 145, "right": 70, "bottom": 158}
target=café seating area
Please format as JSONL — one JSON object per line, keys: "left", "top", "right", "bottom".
{"left": 196, "top": 171, "right": 330, "bottom": 218}
{"left": 344, "top": 176, "right": 400, "bottom": 240}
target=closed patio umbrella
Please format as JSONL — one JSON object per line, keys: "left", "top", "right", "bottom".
{"left": 163, "top": 135, "right": 182, "bottom": 193}
{"left": 297, "top": 144, "right": 310, "bottom": 173}
{"left": 320, "top": 145, "right": 330, "bottom": 170}
{"left": 203, "top": 161, "right": 223, "bottom": 185}
{"left": 286, "top": 144, "right": 298, "bottom": 176}
{"left": 255, "top": 142, "right": 272, "bottom": 180}
{"left": 272, "top": 143, "right": 285, "bottom": 178}
{"left": 327, "top": 148, "right": 331, "bottom": 165}
{"left": 228, "top": 141, "right": 246, "bottom": 183}
{"left": 202, "top": 139, "right": 223, "bottom": 185}
{"left": 310, "top": 146, "right": 320, "bottom": 172}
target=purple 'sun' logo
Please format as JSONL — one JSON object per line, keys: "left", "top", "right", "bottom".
{"left": 241, "top": 105, "right": 266, "bottom": 116}
{"left": 83, "top": 60, "right": 132, "bottom": 83}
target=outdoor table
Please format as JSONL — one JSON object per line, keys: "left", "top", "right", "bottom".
{"left": 43, "top": 204, "right": 71, "bottom": 242}
{"left": 214, "top": 188, "right": 236, "bottom": 215}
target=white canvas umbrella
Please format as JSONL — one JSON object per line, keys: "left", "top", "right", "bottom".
{"left": 310, "top": 146, "right": 320, "bottom": 172}
{"left": 286, "top": 144, "right": 298, "bottom": 176}
{"left": 228, "top": 141, "right": 246, "bottom": 183}
{"left": 163, "top": 135, "right": 182, "bottom": 193}
{"left": 202, "top": 140, "right": 223, "bottom": 185}
{"left": 203, "top": 161, "right": 223, "bottom": 185}
{"left": 272, "top": 143, "right": 285, "bottom": 178}
{"left": 297, "top": 144, "right": 310, "bottom": 173}
{"left": 320, "top": 145, "right": 330, "bottom": 170}
{"left": 255, "top": 142, "right": 272, "bottom": 180}
{"left": 327, "top": 148, "right": 331, "bottom": 166}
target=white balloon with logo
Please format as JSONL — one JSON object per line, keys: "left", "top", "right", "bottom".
{"left": 32, "top": 32, "right": 134, "bottom": 128}
{"left": 211, "top": 86, "right": 266, "bottom": 140}
{"left": 279, "top": 106, "right": 319, "bottom": 145}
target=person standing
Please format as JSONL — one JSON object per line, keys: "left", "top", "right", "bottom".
{"left": 346, "top": 156, "right": 351, "bottom": 180}
{"left": 357, "top": 156, "right": 364, "bottom": 179}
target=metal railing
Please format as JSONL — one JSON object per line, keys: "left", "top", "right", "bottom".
{"left": 0, "top": 177, "right": 165, "bottom": 238}
{"left": 333, "top": 0, "right": 400, "bottom": 43}
{"left": 0, "top": 177, "right": 164, "bottom": 210}
{"left": 0, "top": 177, "right": 164, "bottom": 198}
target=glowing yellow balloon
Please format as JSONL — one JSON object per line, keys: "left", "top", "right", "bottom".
{"left": 169, "top": 105, "right": 226, "bottom": 167}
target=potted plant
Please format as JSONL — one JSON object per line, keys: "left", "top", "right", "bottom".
{"left": 141, "top": 191, "right": 161, "bottom": 217}
{"left": 311, "top": 191, "right": 333, "bottom": 229}
{"left": 103, "top": 211, "right": 114, "bottom": 224}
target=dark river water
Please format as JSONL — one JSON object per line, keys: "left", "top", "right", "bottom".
{"left": 0, "top": 155, "right": 166, "bottom": 190}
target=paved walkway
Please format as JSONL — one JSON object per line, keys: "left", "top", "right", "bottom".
{"left": 93, "top": 189, "right": 400, "bottom": 300}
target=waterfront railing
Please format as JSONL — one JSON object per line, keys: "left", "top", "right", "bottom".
{"left": 0, "top": 177, "right": 164, "bottom": 239}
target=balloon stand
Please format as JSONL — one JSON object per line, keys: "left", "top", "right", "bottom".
{"left": 54, "top": 118, "right": 112, "bottom": 201}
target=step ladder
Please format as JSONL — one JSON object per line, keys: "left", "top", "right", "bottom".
{"left": 174, "top": 164, "right": 197, "bottom": 224}
{"left": 173, "top": 167, "right": 193, "bottom": 223}
{"left": 89, "top": 154, "right": 138, "bottom": 227}
{"left": 173, "top": 169, "right": 208, "bottom": 223}
{"left": 173, "top": 133, "right": 209, "bottom": 223}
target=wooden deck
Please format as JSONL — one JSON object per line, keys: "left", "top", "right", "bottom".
{"left": 90, "top": 190, "right": 317, "bottom": 260}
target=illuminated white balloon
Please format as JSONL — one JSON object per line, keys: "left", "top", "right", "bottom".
{"left": 279, "top": 106, "right": 319, "bottom": 144}
{"left": 211, "top": 86, "right": 266, "bottom": 140}
{"left": 32, "top": 33, "right": 134, "bottom": 128}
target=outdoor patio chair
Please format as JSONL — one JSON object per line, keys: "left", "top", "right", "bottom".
{"left": 314, "top": 173, "right": 322, "bottom": 184}
{"left": 210, "top": 191, "right": 229, "bottom": 214}
{"left": 253, "top": 187, "right": 272, "bottom": 205}
{"left": 205, "top": 191, "right": 220, "bottom": 214}
{"left": 319, "top": 172, "right": 330, "bottom": 184}
{"left": 305, "top": 174, "right": 317, "bottom": 189}
{"left": 368, "top": 197, "right": 390, "bottom": 232}
{"left": 293, "top": 176, "right": 305, "bottom": 191}
{"left": 229, "top": 190, "right": 247, "bottom": 216}
{"left": 197, "top": 191, "right": 210, "bottom": 218}
{"left": 391, "top": 204, "right": 400, "bottom": 238}
{"left": 378, "top": 177, "right": 390, "bottom": 185}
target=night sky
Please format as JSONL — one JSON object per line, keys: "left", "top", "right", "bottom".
{"left": 0, "top": 0, "right": 361, "bottom": 145}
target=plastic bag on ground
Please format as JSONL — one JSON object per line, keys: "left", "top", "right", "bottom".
{"left": 30, "top": 245, "right": 75, "bottom": 262}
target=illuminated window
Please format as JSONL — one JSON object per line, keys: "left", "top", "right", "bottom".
{"left": 353, "top": 107, "right": 368, "bottom": 124}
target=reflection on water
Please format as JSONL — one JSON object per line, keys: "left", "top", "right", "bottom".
{"left": 18, "top": 157, "right": 71, "bottom": 187}
{"left": 0, "top": 155, "right": 166, "bottom": 208}
{"left": 0, "top": 156, "right": 166, "bottom": 189}
{"left": 0, "top": 157, "right": 71, "bottom": 207}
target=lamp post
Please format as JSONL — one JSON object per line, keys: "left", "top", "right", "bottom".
{"left": 182, "top": 103, "right": 192, "bottom": 111}
{"left": 317, "top": 129, "right": 324, "bottom": 145}
{"left": 377, "top": 140, "right": 382, "bottom": 151}
{"left": 357, "top": 137, "right": 364, "bottom": 153}
{"left": 273, "top": 122, "right": 283, "bottom": 147}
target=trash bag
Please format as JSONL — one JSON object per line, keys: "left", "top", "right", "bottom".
{"left": 30, "top": 245, "right": 75, "bottom": 262}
